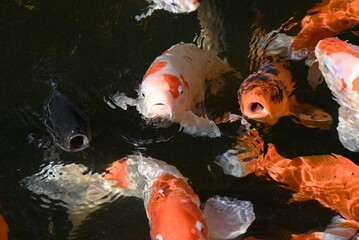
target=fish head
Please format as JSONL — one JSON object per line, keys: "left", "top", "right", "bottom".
{"left": 148, "top": 176, "right": 208, "bottom": 240}
{"left": 238, "top": 75, "right": 289, "bottom": 125}
{"left": 139, "top": 73, "right": 190, "bottom": 121}
{"left": 315, "top": 37, "right": 359, "bottom": 95}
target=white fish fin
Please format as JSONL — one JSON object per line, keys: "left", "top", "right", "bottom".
{"left": 337, "top": 106, "right": 359, "bottom": 152}
{"left": 262, "top": 31, "right": 294, "bottom": 59}
{"left": 214, "top": 149, "right": 245, "bottom": 178}
{"left": 110, "top": 92, "right": 139, "bottom": 111}
{"left": 135, "top": 4, "right": 159, "bottom": 21}
{"left": 20, "top": 162, "right": 133, "bottom": 238}
{"left": 202, "top": 196, "right": 255, "bottom": 239}
{"left": 178, "top": 110, "right": 221, "bottom": 137}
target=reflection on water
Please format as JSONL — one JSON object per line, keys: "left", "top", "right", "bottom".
{"left": 0, "top": 0, "right": 359, "bottom": 239}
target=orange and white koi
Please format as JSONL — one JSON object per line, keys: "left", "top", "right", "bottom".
{"left": 135, "top": 0, "right": 200, "bottom": 21}
{"left": 112, "top": 43, "right": 231, "bottom": 137}
{"left": 238, "top": 56, "right": 333, "bottom": 129}
{"left": 104, "top": 156, "right": 208, "bottom": 240}
{"left": 315, "top": 37, "right": 359, "bottom": 151}
{"left": 21, "top": 154, "right": 255, "bottom": 240}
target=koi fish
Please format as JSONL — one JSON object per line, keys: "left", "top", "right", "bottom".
{"left": 41, "top": 89, "right": 91, "bottom": 152}
{"left": 0, "top": 214, "right": 8, "bottom": 240}
{"left": 21, "top": 153, "right": 254, "bottom": 239}
{"left": 111, "top": 43, "right": 231, "bottom": 138}
{"left": 135, "top": 0, "right": 200, "bottom": 21}
{"left": 238, "top": 56, "right": 333, "bottom": 129}
{"left": 315, "top": 37, "right": 359, "bottom": 151}
{"left": 265, "top": 0, "right": 359, "bottom": 62}
{"left": 218, "top": 138, "right": 359, "bottom": 230}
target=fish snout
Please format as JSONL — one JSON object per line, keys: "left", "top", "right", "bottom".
{"left": 148, "top": 103, "right": 173, "bottom": 119}
{"left": 67, "top": 134, "right": 90, "bottom": 152}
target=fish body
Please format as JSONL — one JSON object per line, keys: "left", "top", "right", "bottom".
{"left": 113, "top": 43, "right": 230, "bottom": 137}
{"left": 315, "top": 37, "right": 359, "bottom": 151}
{"left": 232, "top": 143, "right": 359, "bottom": 229}
{"left": 238, "top": 56, "right": 333, "bottom": 129}
{"left": 289, "top": 0, "right": 359, "bottom": 61}
{"left": 135, "top": 0, "right": 199, "bottom": 20}
{"left": 43, "top": 89, "right": 91, "bottom": 152}
{"left": 104, "top": 156, "right": 208, "bottom": 240}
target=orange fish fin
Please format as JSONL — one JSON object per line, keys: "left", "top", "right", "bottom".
{"left": 215, "top": 112, "right": 242, "bottom": 124}
{"left": 289, "top": 103, "right": 333, "bottom": 130}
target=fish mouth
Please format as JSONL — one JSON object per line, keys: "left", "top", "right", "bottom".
{"left": 148, "top": 103, "right": 173, "bottom": 120}
{"left": 66, "top": 134, "right": 90, "bottom": 152}
{"left": 242, "top": 99, "right": 270, "bottom": 120}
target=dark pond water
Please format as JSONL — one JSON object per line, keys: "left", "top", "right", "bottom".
{"left": 1, "top": 0, "right": 359, "bottom": 239}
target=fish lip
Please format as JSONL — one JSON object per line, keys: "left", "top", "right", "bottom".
{"left": 147, "top": 103, "right": 173, "bottom": 120}
{"left": 60, "top": 134, "right": 90, "bottom": 152}
{"left": 243, "top": 100, "right": 270, "bottom": 119}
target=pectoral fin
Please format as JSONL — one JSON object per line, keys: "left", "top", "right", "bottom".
{"left": 289, "top": 103, "right": 333, "bottom": 130}
{"left": 110, "top": 92, "right": 139, "bottom": 110}
{"left": 178, "top": 111, "right": 221, "bottom": 138}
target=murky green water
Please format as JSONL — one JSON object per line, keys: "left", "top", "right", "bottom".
{"left": 0, "top": 0, "right": 359, "bottom": 239}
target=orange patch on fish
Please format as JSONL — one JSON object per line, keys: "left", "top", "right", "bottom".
{"left": 353, "top": 76, "right": 359, "bottom": 94}
{"left": 162, "top": 74, "right": 183, "bottom": 98}
{"left": 143, "top": 61, "right": 168, "bottom": 80}
{"left": 103, "top": 159, "right": 129, "bottom": 188}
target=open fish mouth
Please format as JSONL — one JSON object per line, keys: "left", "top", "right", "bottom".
{"left": 62, "top": 134, "right": 90, "bottom": 152}
{"left": 248, "top": 102, "right": 264, "bottom": 114}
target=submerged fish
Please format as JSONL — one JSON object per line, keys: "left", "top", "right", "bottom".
{"left": 21, "top": 154, "right": 254, "bottom": 239}
{"left": 112, "top": 42, "right": 231, "bottom": 138}
{"left": 135, "top": 0, "right": 200, "bottom": 21}
{"left": 0, "top": 214, "right": 8, "bottom": 240}
{"left": 265, "top": 0, "right": 359, "bottom": 62}
{"left": 238, "top": 56, "right": 333, "bottom": 129}
{"left": 315, "top": 37, "right": 359, "bottom": 151}
{"left": 42, "top": 90, "right": 91, "bottom": 152}
{"left": 218, "top": 139, "right": 359, "bottom": 230}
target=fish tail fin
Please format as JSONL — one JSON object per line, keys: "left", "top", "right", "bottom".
{"left": 289, "top": 102, "right": 333, "bottom": 130}
{"left": 215, "top": 129, "right": 264, "bottom": 177}
{"left": 292, "top": 215, "right": 359, "bottom": 239}
{"left": 202, "top": 196, "right": 255, "bottom": 239}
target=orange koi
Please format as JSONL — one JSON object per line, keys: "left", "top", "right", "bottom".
{"left": 112, "top": 43, "right": 231, "bottom": 137}
{"left": 238, "top": 56, "right": 333, "bottom": 129}
{"left": 0, "top": 214, "right": 8, "bottom": 240}
{"left": 315, "top": 37, "right": 359, "bottom": 151}
{"left": 231, "top": 143, "right": 359, "bottom": 229}
{"left": 289, "top": 0, "right": 359, "bottom": 61}
{"left": 135, "top": 0, "right": 200, "bottom": 20}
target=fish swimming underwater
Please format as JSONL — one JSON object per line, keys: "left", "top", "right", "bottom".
{"left": 218, "top": 138, "right": 359, "bottom": 231}
{"left": 238, "top": 56, "right": 333, "bottom": 129}
{"left": 0, "top": 214, "right": 8, "bottom": 240}
{"left": 111, "top": 42, "right": 231, "bottom": 138}
{"left": 264, "top": 0, "right": 359, "bottom": 62}
{"left": 315, "top": 37, "right": 359, "bottom": 152}
{"left": 135, "top": 0, "right": 200, "bottom": 21}
{"left": 21, "top": 154, "right": 254, "bottom": 239}
{"left": 41, "top": 89, "right": 91, "bottom": 152}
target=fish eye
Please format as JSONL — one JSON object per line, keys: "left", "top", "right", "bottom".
{"left": 141, "top": 90, "right": 146, "bottom": 98}
{"left": 178, "top": 85, "right": 184, "bottom": 95}
{"left": 155, "top": 234, "right": 163, "bottom": 240}
{"left": 195, "top": 221, "right": 204, "bottom": 233}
